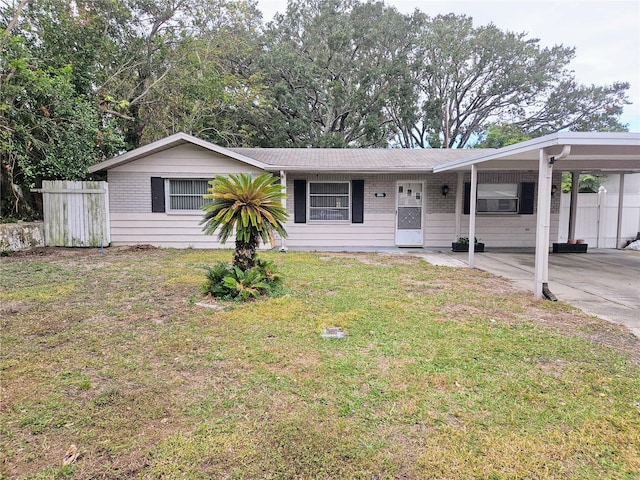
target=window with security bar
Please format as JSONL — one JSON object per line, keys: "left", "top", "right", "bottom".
{"left": 309, "top": 182, "right": 350, "bottom": 221}
{"left": 168, "top": 179, "right": 209, "bottom": 211}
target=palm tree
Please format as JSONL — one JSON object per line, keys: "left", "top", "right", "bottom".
{"left": 201, "top": 173, "right": 288, "bottom": 271}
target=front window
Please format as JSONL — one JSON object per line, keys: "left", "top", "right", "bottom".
{"left": 309, "top": 182, "right": 350, "bottom": 221}
{"left": 477, "top": 183, "right": 519, "bottom": 213}
{"left": 168, "top": 179, "right": 209, "bottom": 211}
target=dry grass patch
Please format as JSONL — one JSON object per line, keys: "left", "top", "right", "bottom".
{"left": 1, "top": 248, "right": 639, "bottom": 479}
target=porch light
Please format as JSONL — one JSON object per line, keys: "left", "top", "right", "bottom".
{"left": 551, "top": 184, "right": 558, "bottom": 196}
{"left": 441, "top": 185, "right": 450, "bottom": 197}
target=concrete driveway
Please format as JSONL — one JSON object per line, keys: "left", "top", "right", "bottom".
{"left": 427, "top": 249, "right": 640, "bottom": 337}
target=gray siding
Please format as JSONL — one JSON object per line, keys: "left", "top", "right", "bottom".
{"left": 104, "top": 141, "right": 563, "bottom": 249}
{"left": 106, "top": 143, "right": 265, "bottom": 247}
{"left": 284, "top": 171, "right": 562, "bottom": 249}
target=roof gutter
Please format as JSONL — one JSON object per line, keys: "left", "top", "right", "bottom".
{"left": 262, "top": 166, "right": 437, "bottom": 174}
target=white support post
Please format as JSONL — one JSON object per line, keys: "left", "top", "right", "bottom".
{"left": 568, "top": 172, "right": 579, "bottom": 240}
{"left": 279, "top": 170, "right": 287, "bottom": 251}
{"left": 616, "top": 174, "right": 625, "bottom": 249}
{"left": 468, "top": 164, "right": 478, "bottom": 268}
{"left": 455, "top": 171, "right": 463, "bottom": 241}
{"left": 534, "top": 149, "right": 553, "bottom": 298}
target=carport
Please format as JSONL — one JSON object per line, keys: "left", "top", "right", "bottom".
{"left": 433, "top": 132, "right": 640, "bottom": 300}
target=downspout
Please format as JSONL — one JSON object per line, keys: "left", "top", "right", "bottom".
{"left": 554, "top": 145, "right": 572, "bottom": 163}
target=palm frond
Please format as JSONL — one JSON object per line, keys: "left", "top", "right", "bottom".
{"left": 201, "top": 173, "right": 289, "bottom": 249}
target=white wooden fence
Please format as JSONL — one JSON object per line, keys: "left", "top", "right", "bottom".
{"left": 558, "top": 191, "right": 640, "bottom": 248}
{"left": 40, "top": 180, "right": 110, "bottom": 247}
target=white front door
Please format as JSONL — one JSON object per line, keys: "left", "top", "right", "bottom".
{"left": 395, "top": 181, "right": 424, "bottom": 246}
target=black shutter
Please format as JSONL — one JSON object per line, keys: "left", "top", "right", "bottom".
{"left": 293, "top": 180, "right": 306, "bottom": 223}
{"left": 351, "top": 180, "right": 364, "bottom": 223}
{"left": 519, "top": 182, "right": 535, "bottom": 214}
{"left": 151, "top": 177, "right": 165, "bottom": 212}
{"left": 463, "top": 182, "right": 471, "bottom": 215}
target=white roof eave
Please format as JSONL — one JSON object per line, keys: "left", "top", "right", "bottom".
{"left": 89, "top": 132, "right": 271, "bottom": 173}
{"left": 433, "top": 132, "right": 640, "bottom": 173}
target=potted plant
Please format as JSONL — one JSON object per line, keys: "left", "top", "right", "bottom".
{"left": 452, "top": 237, "right": 485, "bottom": 252}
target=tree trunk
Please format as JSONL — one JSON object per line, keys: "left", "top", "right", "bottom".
{"left": 233, "top": 237, "right": 258, "bottom": 271}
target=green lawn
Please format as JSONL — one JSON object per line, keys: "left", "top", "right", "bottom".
{"left": 1, "top": 247, "right": 639, "bottom": 479}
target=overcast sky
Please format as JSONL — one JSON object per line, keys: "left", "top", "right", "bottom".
{"left": 256, "top": 0, "right": 640, "bottom": 131}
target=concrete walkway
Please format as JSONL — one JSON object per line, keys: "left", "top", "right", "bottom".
{"left": 424, "top": 249, "right": 640, "bottom": 337}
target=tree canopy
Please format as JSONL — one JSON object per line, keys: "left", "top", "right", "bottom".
{"left": 1, "top": 0, "right": 631, "bottom": 218}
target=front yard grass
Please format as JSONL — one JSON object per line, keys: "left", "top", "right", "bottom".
{"left": 1, "top": 247, "right": 639, "bottom": 479}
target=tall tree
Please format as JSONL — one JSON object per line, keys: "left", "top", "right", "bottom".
{"left": 94, "top": 0, "right": 266, "bottom": 148}
{"left": 1, "top": 0, "right": 268, "bottom": 217}
{"left": 130, "top": 0, "right": 267, "bottom": 146}
{"left": 256, "top": 0, "right": 416, "bottom": 147}
{"left": 391, "top": 13, "right": 629, "bottom": 148}
{"left": 474, "top": 123, "right": 532, "bottom": 148}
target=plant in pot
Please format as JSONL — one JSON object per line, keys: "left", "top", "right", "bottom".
{"left": 452, "top": 236, "right": 485, "bottom": 252}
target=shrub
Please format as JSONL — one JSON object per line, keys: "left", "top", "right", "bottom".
{"left": 456, "top": 237, "right": 479, "bottom": 244}
{"left": 202, "top": 262, "right": 235, "bottom": 297}
{"left": 202, "top": 258, "right": 285, "bottom": 301}
{"left": 256, "top": 258, "right": 283, "bottom": 286}
{"left": 223, "top": 266, "right": 269, "bottom": 301}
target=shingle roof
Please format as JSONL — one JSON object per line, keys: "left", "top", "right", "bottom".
{"left": 230, "top": 147, "right": 490, "bottom": 171}
{"left": 89, "top": 132, "right": 496, "bottom": 173}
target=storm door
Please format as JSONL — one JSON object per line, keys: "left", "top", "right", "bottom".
{"left": 395, "top": 181, "right": 424, "bottom": 246}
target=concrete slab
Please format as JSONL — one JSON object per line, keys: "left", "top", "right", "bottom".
{"left": 416, "top": 252, "right": 469, "bottom": 268}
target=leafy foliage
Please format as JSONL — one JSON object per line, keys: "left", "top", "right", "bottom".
{"left": 0, "top": 0, "right": 633, "bottom": 217}
{"left": 202, "top": 259, "right": 285, "bottom": 301}
{"left": 97, "top": 0, "right": 266, "bottom": 148}
{"left": 1, "top": 1, "right": 125, "bottom": 218}
{"left": 474, "top": 124, "right": 532, "bottom": 148}
{"left": 561, "top": 173, "right": 607, "bottom": 193}
{"left": 392, "top": 13, "right": 629, "bottom": 148}
{"left": 222, "top": 267, "right": 270, "bottom": 301}
{"left": 201, "top": 173, "right": 288, "bottom": 271}
{"left": 456, "top": 237, "right": 479, "bottom": 245}
{"left": 255, "top": 258, "right": 283, "bottom": 286}
{"left": 0, "top": 0, "right": 263, "bottom": 217}
{"left": 202, "top": 262, "right": 235, "bottom": 297}
{"left": 256, "top": 0, "right": 418, "bottom": 147}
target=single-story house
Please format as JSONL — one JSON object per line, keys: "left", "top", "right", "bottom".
{"left": 88, "top": 131, "right": 574, "bottom": 250}
{"left": 88, "top": 131, "right": 640, "bottom": 299}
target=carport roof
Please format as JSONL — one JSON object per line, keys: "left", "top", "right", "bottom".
{"left": 433, "top": 132, "right": 640, "bottom": 173}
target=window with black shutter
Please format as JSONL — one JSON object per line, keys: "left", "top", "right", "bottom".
{"left": 463, "top": 182, "right": 535, "bottom": 215}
